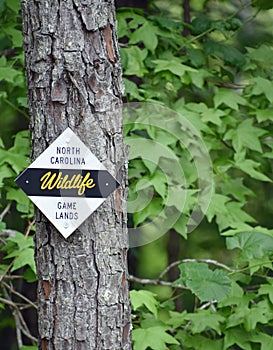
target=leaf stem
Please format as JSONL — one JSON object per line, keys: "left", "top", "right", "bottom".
{"left": 3, "top": 98, "right": 30, "bottom": 120}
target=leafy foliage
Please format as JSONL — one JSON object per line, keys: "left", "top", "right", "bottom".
{"left": 174, "top": 262, "right": 231, "bottom": 302}
{"left": 1, "top": 0, "right": 273, "bottom": 349}
{"left": 0, "top": 1, "right": 36, "bottom": 348}
{"left": 118, "top": 2, "right": 273, "bottom": 349}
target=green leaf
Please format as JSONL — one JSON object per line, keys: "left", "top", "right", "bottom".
{"left": 20, "top": 347, "right": 38, "bottom": 350}
{"left": 245, "top": 301, "right": 272, "bottom": 331}
{"left": 174, "top": 262, "right": 231, "bottom": 302}
{"left": 153, "top": 59, "right": 196, "bottom": 78}
{"left": 247, "top": 44, "right": 273, "bottom": 65}
{"left": 220, "top": 178, "right": 254, "bottom": 204}
{"left": 10, "top": 248, "right": 35, "bottom": 273}
{"left": 226, "top": 231, "right": 273, "bottom": 260}
{"left": 235, "top": 157, "right": 272, "bottom": 182}
{"left": 123, "top": 46, "right": 148, "bottom": 77}
{"left": 173, "top": 214, "right": 188, "bottom": 239}
{"left": 149, "top": 171, "right": 167, "bottom": 198}
{"left": 0, "top": 66, "right": 21, "bottom": 84}
{"left": 6, "top": 232, "right": 34, "bottom": 250}
{"left": 205, "top": 41, "right": 246, "bottom": 67}
{"left": 17, "top": 97, "right": 28, "bottom": 108}
{"left": 167, "top": 310, "right": 187, "bottom": 329}
{"left": 0, "top": 164, "right": 15, "bottom": 187}
{"left": 6, "top": 188, "right": 30, "bottom": 214}
{"left": 4, "top": 232, "right": 36, "bottom": 273}
{"left": 225, "top": 118, "right": 266, "bottom": 153}
{"left": 127, "top": 13, "right": 146, "bottom": 29}
{"left": 23, "top": 267, "right": 37, "bottom": 283}
{"left": 7, "top": 0, "right": 21, "bottom": 12}
{"left": 4, "top": 27, "right": 22, "bottom": 47}
{"left": 130, "top": 21, "right": 158, "bottom": 53}
{"left": 227, "top": 301, "right": 272, "bottom": 331}
{"left": 166, "top": 187, "right": 198, "bottom": 213}
{"left": 133, "top": 197, "right": 162, "bottom": 227}
{"left": 123, "top": 78, "right": 144, "bottom": 101}
{"left": 182, "top": 334, "right": 224, "bottom": 350}
{"left": 217, "top": 201, "right": 256, "bottom": 231}
{"left": 132, "top": 326, "right": 179, "bottom": 350}
{"left": 254, "top": 109, "right": 273, "bottom": 122}
{"left": 214, "top": 88, "right": 247, "bottom": 111}
{"left": 191, "top": 16, "right": 212, "bottom": 35}
{"left": 224, "top": 328, "right": 252, "bottom": 350}
{"left": 184, "top": 309, "right": 225, "bottom": 335}
{"left": 187, "top": 48, "right": 206, "bottom": 68}
{"left": 252, "top": 333, "right": 273, "bottom": 350}
{"left": 259, "top": 283, "right": 273, "bottom": 304}
{"left": 0, "top": 130, "right": 30, "bottom": 174}
{"left": 206, "top": 193, "right": 230, "bottom": 223}
{"left": 130, "top": 290, "right": 158, "bottom": 317}
{"left": 187, "top": 102, "right": 225, "bottom": 126}
{"left": 251, "top": 77, "right": 273, "bottom": 103}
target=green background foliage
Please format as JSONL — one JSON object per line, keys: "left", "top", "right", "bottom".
{"left": 0, "top": 0, "right": 273, "bottom": 349}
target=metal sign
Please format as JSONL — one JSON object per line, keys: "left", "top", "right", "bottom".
{"left": 15, "top": 128, "right": 119, "bottom": 238}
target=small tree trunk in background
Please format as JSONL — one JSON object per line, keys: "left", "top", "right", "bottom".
{"left": 182, "top": 0, "right": 191, "bottom": 36}
{"left": 21, "top": 0, "right": 131, "bottom": 349}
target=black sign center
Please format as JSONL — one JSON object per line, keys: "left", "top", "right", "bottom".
{"left": 15, "top": 168, "right": 119, "bottom": 198}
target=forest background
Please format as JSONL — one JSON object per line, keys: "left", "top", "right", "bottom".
{"left": 1, "top": 0, "right": 273, "bottom": 349}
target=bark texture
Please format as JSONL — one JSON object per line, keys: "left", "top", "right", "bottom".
{"left": 20, "top": 1, "right": 131, "bottom": 349}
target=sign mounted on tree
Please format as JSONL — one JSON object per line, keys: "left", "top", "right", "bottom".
{"left": 15, "top": 128, "right": 120, "bottom": 238}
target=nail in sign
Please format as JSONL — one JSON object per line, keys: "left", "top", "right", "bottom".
{"left": 15, "top": 128, "right": 120, "bottom": 238}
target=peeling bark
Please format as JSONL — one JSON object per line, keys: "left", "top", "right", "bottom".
{"left": 20, "top": 1, "right": 131, "bottom": 349}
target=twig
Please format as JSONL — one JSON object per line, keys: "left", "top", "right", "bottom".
{"left": 20, "top": 325, "right": 38, "bottom": 343}
{"left": 3, "top": 275, "right": 24, "bottom": 280}
{"left": 129, "top": 275, "right": 188, "bottom": 290}
{"left": 2, "top": 287, "right": 23, "bottom": 348}
{"left": 17, "top": 308, "right": 38, "bottom": 343}
{"left": 13, "top": 310, "right": 23, "bottom": 348}
{"left": 199, "top": 300, "right": 217, "bottom": 311}
{"left": 1, "top": 281, "right": 38, "bottom": 310}
{"left": 2, "top": 286, "right": 38, "bottom": 345}
{"left": 0, "top": 202, "right": 11, "bottom": 222}
{"left": 3, "top": 98, "right": 30, "bottom": 120}
{"left": 0, "top": 296, "right": 17, "bottom": 307}
{"left": 24, "top": 219, "right": 35, "bottom": 237}
{"left": 158, "top": 258, "right": 234, "bottom": 280}
{"left": 0, "top": 261, "right": 14, "bottom": 282}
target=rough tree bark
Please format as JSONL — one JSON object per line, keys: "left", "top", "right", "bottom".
{"left": 20, "top": 1, "right": 131, "bottom": 349}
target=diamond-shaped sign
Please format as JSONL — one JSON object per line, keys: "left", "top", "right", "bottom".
{"left": 15, "top": 128, "right": 120, "bottom": 238}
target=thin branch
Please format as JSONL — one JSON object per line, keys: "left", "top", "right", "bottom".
{"left": 24, "top": 219, "right": 35, "bottom": 237}
{"left": 17, "top": 308, "right": 38, "bottom": 343}
{"left": 1, "top": 281, "right": 38, "bottom": 310}
{"left": 3, "top": 98, "right": 30, "bottom": 120}
{"left": 20, "top": 325, "right": 38, "bottom": 343}
{"left": 199, "top": 300, "right": 217, "bottom": 311}
{"left": 0, "top": 261, "right": 14, "bottom": 282}
{"left": 0, "top": 296, "right": 17, "bottom": 307}
{"left": 2, "top": 287, "right": 23, "bottom": 348}
{"left": 158, "top": 258, "right": 234, "bottom": 280}
{"left": 3, "top": 275, "right": 24, "bottom": 280}
{"left": 2, "top": 286, "right": 38, "bottom": 345}
{"left": 0, "top": 202, "right": 11, "bottom": 222}
{"left": 13, "top": 310, "right": 23, "bottom": 348}
{"left": 129, "top": 275, "right": 188, "bottom": 290}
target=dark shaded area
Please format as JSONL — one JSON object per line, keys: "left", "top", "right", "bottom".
{"left": 116, "top": 0, "right": 149, "bottom": 9}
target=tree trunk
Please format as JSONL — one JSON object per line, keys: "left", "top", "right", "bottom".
{"left": 20, "top": 1, "right": 131, "bottom": 349}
